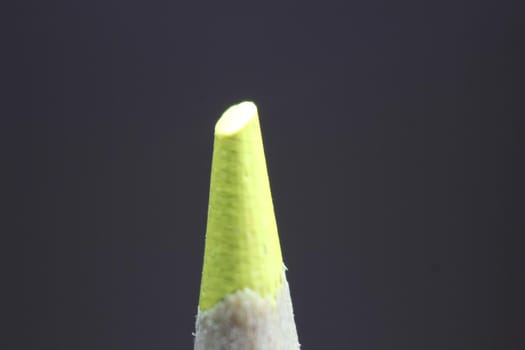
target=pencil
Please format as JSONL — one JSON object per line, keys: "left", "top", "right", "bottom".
{"left": 194, "top": 101, "right": 300, "bottom": 350}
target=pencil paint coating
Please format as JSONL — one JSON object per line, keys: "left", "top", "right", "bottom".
{"left": 199, "top": 101, "right": 283, "bottom": 311}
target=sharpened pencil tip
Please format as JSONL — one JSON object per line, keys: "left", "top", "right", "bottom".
{"left": 215, "top": 101, "right": 257, "bottom": 136}
{"left": 195, "top": 102, "right": 300, "bottom": 349}
{"left": 198, "top": 101, "right": 283, "bottom": 311}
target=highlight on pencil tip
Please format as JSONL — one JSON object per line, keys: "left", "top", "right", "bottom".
{"left": 215, "top": 101, "right": 257, "bottom": 136}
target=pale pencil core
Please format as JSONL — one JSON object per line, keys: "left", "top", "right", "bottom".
{"left": 195, "top": 101, "right": 299, "bottom": 349}
{"left": 215, "top": 101, "right": 257, "bottom": 136}
{"left": 199, "top": 101, "right": 283, "bottom": 311}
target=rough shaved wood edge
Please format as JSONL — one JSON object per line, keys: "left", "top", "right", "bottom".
{"left": 194, "top": 273, "right": 300, "bottom": 350}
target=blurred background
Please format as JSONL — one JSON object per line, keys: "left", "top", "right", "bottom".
{"left": 3, "top": 0, "right": 523, "bottom": 349}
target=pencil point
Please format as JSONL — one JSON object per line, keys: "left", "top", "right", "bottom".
{"left": 195, "top": 101, "right": 299, "bottom": 349}
{"left": 199, "top": 101, "right": 283, "bottom": 311}
{"left": 215, "top": 101, "right": 257, "bottom": 136}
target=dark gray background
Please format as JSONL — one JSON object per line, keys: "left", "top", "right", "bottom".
{"left": 4, "top": 0, "right": 523, "bottom": 349}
